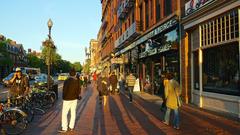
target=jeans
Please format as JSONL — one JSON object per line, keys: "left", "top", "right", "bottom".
{"left": 128, "top": 86, "right": 133, "bottom": 102}
{"left": 164, "top": 107, "right": 180, "bottom": 128}
{"left": 62, "top": 100, "right": 78, "bottom": 130}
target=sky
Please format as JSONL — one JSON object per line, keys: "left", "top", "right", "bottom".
{"left": 0, "top": 0, "right": 101, "bottom": 64}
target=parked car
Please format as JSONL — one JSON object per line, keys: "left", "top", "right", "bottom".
{"left": 34, "top": 74, "right": 54, "bottom": 88}
{"left": 58, "top": 73, "right": 69, "bottom": 81}
{"left": 2, "top": 73, "right": 14, "bottom": 87}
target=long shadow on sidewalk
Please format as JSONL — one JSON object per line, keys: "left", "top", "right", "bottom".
{"left": 75, "top": 87, "right": 93, "bottom": 123}
{"left": 119, "top": 93, "right": 166, "bottom": 135}
{"left": 108, "top": 96, "right": 132, "bottom": 135}
{"left": 92, "top": 96, "right": 106, "bottom": 135}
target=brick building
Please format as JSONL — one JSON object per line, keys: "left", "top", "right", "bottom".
{"left": 181, "top": 0, "right": 240, "bottom": 118}
{"left": 0, "top": 34, "right": 28, "bottom": 79}
{"left": 98, "top": 0, "right": 240, "bottom": 118}
{"left": 89, "top": 39, "right": 99, "bottom": 72}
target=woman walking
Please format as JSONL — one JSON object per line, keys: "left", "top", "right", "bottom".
{"left": 163, "top": 73, "right": 181, "bottom": 130}
{"left": 101, "top": 73, "right": 109, "bottom": 107}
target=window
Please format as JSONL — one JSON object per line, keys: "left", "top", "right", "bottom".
{"left": 201, "top": 9, "right": 239, "bottom": 46}
{"left": 145, "top": 0, "right": 149, "bottom": 28}
{"left": 150, "top": 0, "right": 153, "bottom": 19}
{"left": 132, "top": 11, "right": 135, "bottom": 23}
{"left": 164, "top": 0, "right": 172, "bottom": 16}
{"left": 155, "top": 0, "right": 161, "bottom": 22}
{"left": 203, "top": 43, "right": 239, "bottom": 96}
{"left": 140, "top": 4, "right": 143, "bottom": 30}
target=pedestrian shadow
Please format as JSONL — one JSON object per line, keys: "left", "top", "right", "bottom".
{"left": 75, "top": 88, "right": 93, "bottom": 123}
{"left": 92, "top": 96, "right": 106, "bottom": 135}
{"left": 119, "top": 94, "right": 166, "bottom": 135}
{"left": 108, "top": 96, "right": 132, "bottom": 135}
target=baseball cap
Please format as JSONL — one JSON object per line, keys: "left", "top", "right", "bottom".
{"left": 15, "top": 67, "right": 21, "bottom": 72}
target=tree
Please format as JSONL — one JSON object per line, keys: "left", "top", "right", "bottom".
{"left": 72, "top": 62, "right": 83, "bottom": 72}
{"left": 82, "top": 59, "right": 91, "bottom": 74}
{"left": 27, "top": 53, "right": 46, "bottom": 73}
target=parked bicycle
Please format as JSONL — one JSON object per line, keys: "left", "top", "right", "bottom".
{"left": 0, "top": 102, "right": 28, "bottom": 135}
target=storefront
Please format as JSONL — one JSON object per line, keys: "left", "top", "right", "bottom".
{"left": 182, "top": 0, "right": 240, "bottom": 117}
{"left": 138, "top": 16, "right": 180, "bottom": 95}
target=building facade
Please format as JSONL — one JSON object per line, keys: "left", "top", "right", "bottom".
{"left": 181, "top": 0, "right": 240, "bottom": 117}
{"left": 89, "top": 39, "right": 99, "bottom": 72}
{"left": 99, "top": 0, "right": 117, "bottom": 75}
{"left": 113, "top": 0, "right": 181, "bottom": 96}
{"left": 98, "top": 0, "right": 240, "bottom": 118}
{"left": 0, "top": 34, "right": 28, "bottom": 79}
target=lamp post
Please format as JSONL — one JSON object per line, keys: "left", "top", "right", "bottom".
{"left": 43, "top": 19, "right": 55, "bottom": 91}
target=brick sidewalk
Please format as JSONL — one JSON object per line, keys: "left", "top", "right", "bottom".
{"left": 129, "top": 91, "right": 240, "bottom": 135}
{"left": 23, "top": 84, "right": 240, "bottom": 135}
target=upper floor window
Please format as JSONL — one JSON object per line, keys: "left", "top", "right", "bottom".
{"left": 156, "top": 0, "right": 161, "bottom": 22}
{"left": 145, "top": 0, "right": 149, "bottom": 28}
{"left": 164, "top": 0, "right": 172, "bottom": 16}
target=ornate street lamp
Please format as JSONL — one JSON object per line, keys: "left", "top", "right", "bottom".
{"left": 48, "top": 19, "right": 53, "bottom": 40}
{"left": 43, "top": 19, "right": 56, "bottom": 90}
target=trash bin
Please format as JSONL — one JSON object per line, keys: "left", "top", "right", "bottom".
{"left": 50, "top": 83, "right": 58, "bottom": 100}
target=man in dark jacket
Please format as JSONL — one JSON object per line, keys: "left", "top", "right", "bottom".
{"left": 109, "top": 72, "right": 118, "bottom": 95}
{"left": 59, "top": 68, "right": 81, "bottom": 133}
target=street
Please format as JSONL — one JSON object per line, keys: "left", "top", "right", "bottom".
{"left": 20, "top": 83, "right": 240, "bottom": 135}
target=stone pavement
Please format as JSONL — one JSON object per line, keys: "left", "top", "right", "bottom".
{"left": 23, "top": 84, "right": 240, "bottom": 135}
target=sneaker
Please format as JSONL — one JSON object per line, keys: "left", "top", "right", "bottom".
{"left": 58, "top": 129, "right": 67, "bottom": 133}
{"left": 69, "top": 128, "right": 74, "bottom": 131}
{"left": 162, "top": 121, "right": 169, "bottom": 126}
{"left": 174, "top": 126, "right": 180, "bottom": 130}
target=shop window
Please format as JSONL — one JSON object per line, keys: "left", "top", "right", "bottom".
{"left": 165, "top": 53, "right": 180, "bottom": 82}
{"left": 203, "top": 43, "right": 240, "bottom": 96}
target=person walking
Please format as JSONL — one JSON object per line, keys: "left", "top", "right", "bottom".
{"left": 92, "top": 72, "right": 97, "bottom": 87}
{"left": 126, "top": 73, "right": 136, "bottom": 103}
{"left": 59, "top": 68, "right": 81, "bottom": 133}
{"left": 109, "top": 72, "right": 118, "bottom": 95}
{"left": 101, "top": 73, "right": 109, "bottom": 107}
{"left": 162, "top": 73, "right": 181, "bottom": 130}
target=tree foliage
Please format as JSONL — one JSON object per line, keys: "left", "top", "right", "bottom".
{"left": 82, "top": 59, "right": 91, "bottom": 74}
{"left": 72, "top": 62, "right": 83, "bottom": 72}
{"left": 0, "top": 40, "right": 13, "bottom": 66}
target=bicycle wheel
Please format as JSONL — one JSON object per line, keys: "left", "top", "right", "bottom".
{"left": 32, "top": 107, "right": 45, "bottom": 115}
{"left": 22, "top": 107, "right": 34, "bottom": 123}
{"left": 0, "top": 109, "right": 28, "bottom": 135}
{"left": 42, "top": 93, "right": 55, "bottom": 109}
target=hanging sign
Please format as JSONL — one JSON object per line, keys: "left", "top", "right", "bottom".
{"left": 185, "top": 0, "right": 214, "bottom": 16}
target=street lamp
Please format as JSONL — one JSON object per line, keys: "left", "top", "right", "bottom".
{"left": 43, "top": 19, "right": 56, "bottom": 91}
{"left": 48, "top": 19, "right": 53, "bottom": 40}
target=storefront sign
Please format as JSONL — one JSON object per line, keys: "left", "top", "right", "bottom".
{"left": 136, "top": 18, "right": 178, "bottom": 45}
{"left": 185, "top": 0, "right": 214, "bottom": 16}
{"left": 158, "top": 43, "right": 172, "bottom": 53}
{"left": 111, "top": 58, "right": 124, "bottom": 64}
{"left": 148, "top": 48, "right": 157, "bottom": 56}
{"left": 139, "top": 52, "right": 148, "bottom": 58}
